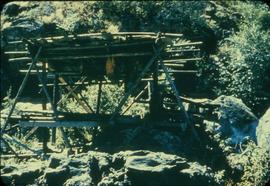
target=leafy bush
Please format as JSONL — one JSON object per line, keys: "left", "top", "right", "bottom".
{"left": 237, "top": 142, "right": 270, "bottom": 186}
{"left": 198, "top": 2, "right": 270, "bottom": 114}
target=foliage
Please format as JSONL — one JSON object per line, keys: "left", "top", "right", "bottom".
{"left": 236, "top": 142, "right": 270, "bottom": 186}
{"left": 198, "top": 2, "right": 270, "bottom": 114}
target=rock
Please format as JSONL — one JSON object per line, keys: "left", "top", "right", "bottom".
{"left": 2, "top": 2, "right": 21, "bottom": 17}
{"left": 210, "top": 96, "right": 258, "bottom": 145}
{"left": 1, "top": 165, "right": 17, "bottom": 174}
{"left": 1, "top": 162, "right": 43, "bottom": 185}
{"left": 122, "top": 150, "right": 218, "bottom": 186}
{"left": 42, "top": 166, "right": 70, "bottom": 186}
{"left": 2, "top": 18, "right": 44, "bottom": 41}
{"left": 1, "top": 150, "right": 221, "bottom": 186}
{"left": 256, "top": 108, "right": 270, "bottom": 151}
{"left": 48, "top": 155, "right": 62, "bottom": 168}
{"left": 64, "top": 174, "right": 92, "bottom": 186}
{"left": 152, "top": 130, "right": 184, "bottom": 153}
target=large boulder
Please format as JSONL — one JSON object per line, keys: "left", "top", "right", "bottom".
{"left": 209, "top": 96, "right": 258, "bottom": 146}
{"left": 256, "top": 108, "right": 270, "bottom": 151}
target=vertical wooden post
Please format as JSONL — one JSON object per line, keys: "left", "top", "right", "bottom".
{"left": 42, "top": 61, "right": 47, "bottom": 110}
{"left": 149, "top": 59, "right": 160, "bottom": 120}
{"left": 52, "top": 74, "right": 59, "bottom": 144}
{"left": 2, "top": 47, "right": 42, "bottom": 131}
{"left": 96, "top": 80, "right": 102, "bottom": 114}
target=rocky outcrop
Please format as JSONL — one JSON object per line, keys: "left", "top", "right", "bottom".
{"left": 256, "top": 108, "right": 270, "bottom": 152}
{"left": 208, "top": 96, "right": 258, "bottom": 146}
{"left": 1, "top": 150, "right": 221, "bottom": 186}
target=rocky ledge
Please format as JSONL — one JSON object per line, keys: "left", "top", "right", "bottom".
{"left": 1, "top": 150, "right": 221, "bottom": 186}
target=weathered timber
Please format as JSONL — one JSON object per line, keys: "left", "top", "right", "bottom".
{"left": 35, "top": 32, "right": 182, "bottom": 42}
{"left": 160, "top": 60, "right": 200, "bottom": 142}
{"left": 2, "top": 133, "right": 44, "bottom": 157}
{"left": 4, "top": 51, "right": 29, "bottom": 58}
{"left": 2, "top": 47, "right": 42, "bottom": 131}
{"left": 164, "top": 63, "right": 184, "bottom": 67}
{"left": 58, "top": 76, "right": 94, "bottom": 113}
{"left": 45, "top": 52, "right": 153, "bottom": 60}
{"left": 163, "top": 58, "right": 202, "bottom": 63}
{"left": 121, "top": 83, "right": 149, "bottom": 115}
{"left": 0, "top": 137, "right": 19, "bottom": 158}
{"left": 20, "top": 120, "right": 98, "bottom": 128}
{"left": 164, "top": 49, "right": 200, "bottom": 53}
{"left": 96, "top": 81, "right": 102, "bottom": 114}
{"left": 110, "top": 48, "right": 161, "bottom": 121}
{"left": 9, "top": 57, "right": 32, "bottom": 62}
{"left": 169, "top": 41, "right": 203, "bottom": 47}
{"left": 158, "top": 70, "right": 197, "bottom": 73}
{"left": 45, "top": 40, "right": 154, "bottom": 51}
{"left": 9, "top": 52, "right": 153, "bottom": 62}
{"left": 57, "top": 77, "right": 87, "bottom": 105}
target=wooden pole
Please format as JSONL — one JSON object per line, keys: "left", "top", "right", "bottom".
{"left": 58, "top": 76, "right": 94, "bottom": 113}
{"left": 2, "top": 47, "right": 42, "bottom": 132}
{"left": 121, "top": 83, "right": 149, "bottom": 115}
{"left": 51, "top": 74, "right": 59, "bottom": 144}
{"left": 42, "top": 61, "right": 47, "bottom": 110}
{"left": 160, "top": 60, "right": 200, "bottom": 142}
{"left": 110, "top": 48, "right": 161, "bottom": 121}
{"left": 57, "top": 77, "right": 87, "bottom": 105}
{"left": 0, "top": 137, "right": 19, "bottom": 158}
{"left": 96, "top": 81, "right": 102, "bottom": 114}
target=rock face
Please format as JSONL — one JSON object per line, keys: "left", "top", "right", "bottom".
{"left": 210, "top": 96, "right": 258, "bottom": 145}
{"left": 256, "top": 108, "right": 270, "bottom": 151}
{"left": 1, "top": 150, "right": 220, "bottom": 186}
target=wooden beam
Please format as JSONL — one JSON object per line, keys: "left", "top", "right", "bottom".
{"left": 160, "top": 60, "right": 200, "bottom": 142}
{"left": 165, "top": 49, "right": 200, "bottom": 53}
{"left": 45, "top": 40, "right": 154, "bottom": 51}
{"left": 19, "top": 120, "right": 99, "bottom": 128}
{"left": 58, "top": 76, "right": 94, "bottom": 113}
{"left": 164, "top": 64, "right": 184, "bottom": 67}
{"left": 2, "top": 133, "right": 44, "bottom": 157}
{"left": 45, "top": 52, "right": 153, "bottom": 60}
{"left": 169, "top": 41, "right": 203, "bottom": 47}
{"left": 163, "top": 58, "right": 202, "bottom": 63}
{"left": 9, "top": 57, "right": 32, "bottom": 62}
{"left": 96, "top": 81, "right": 102, "bottom": 114}
{"left": 158, "top": 70, "right": 197, "bottom": 73}
{"left": 110, "top": 48, "right": 161, "bottom": 121}
{"left": 2, "top": 47, "right": 42, "bottom": 131}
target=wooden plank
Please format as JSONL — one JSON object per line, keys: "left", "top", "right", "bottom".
{"left": 165, "top": 49, "right": 200, "bottom": 53}
{"left": 159, "top": 70, "right": 197, "bottom": 73}
{"left": 163, "top": 58, "right": 202, "bottom": 63}
{"left": 45, "top": 40, "right": 154, "bottom": 51}
{"left": 9, "top": 52, "right": 153, "bottom": 62}
{"left": 20, "top": 120, "right": 98, "bottom": 128}
{"left": 4, "top": 51, "right": 29, "bottom": 54}
{"left": 9, "top": 57, "right": 32, "bottom": 62}
{"left": 164, "top": 64, "right": 184, "bottom": 67}
{"left": 170, "top": 41, "right": 203, "bottom": 47}
{"left": 45, "top": 52, "right": 153, "bottom": 60}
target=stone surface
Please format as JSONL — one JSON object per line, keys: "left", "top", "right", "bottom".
{"left": 1, "top": 150, "right": 220, "bottom": 186}
{"left": 256, "top": 108, "right": 270, "bottom": 151}
{"left": 210, "top": 96, "right": 258, "bottom": 145}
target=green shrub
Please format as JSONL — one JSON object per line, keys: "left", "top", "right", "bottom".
{"left": 199, "top": 2, "right": 270, "bottom": 114}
